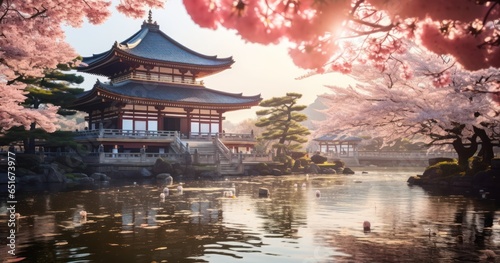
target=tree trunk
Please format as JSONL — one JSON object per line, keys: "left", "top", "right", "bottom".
{"left": 452, "top": 136, "right": 477, "bottom": 169}
{"left": 473, "top": 126, "right": 494, "bottom": 166}
{"left": 24, "top": 99, "right": 40, "bottom": 154}
{"left": 25, "top": 122, "right": 37, "bottom": 154}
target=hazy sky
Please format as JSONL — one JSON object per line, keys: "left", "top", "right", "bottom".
{"left": 64, "top": 1, "right": 354, "bottom": 123}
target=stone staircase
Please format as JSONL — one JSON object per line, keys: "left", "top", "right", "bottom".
{"left": 176, "top": 140, "right": 241, "bottom": 175}
{"left": 219, "top": 163, "right": 240, "bottom": 175}
{"left": 184, "top": 140, "right": 216, "bottom": 155}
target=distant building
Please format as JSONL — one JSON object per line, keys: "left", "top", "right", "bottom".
{"left": 313, "top": 134, "right": 362, "bottom": 165}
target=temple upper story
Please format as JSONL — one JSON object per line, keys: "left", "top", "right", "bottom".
{"left": 78, "top": 12, "right": 234, "bottom": 85}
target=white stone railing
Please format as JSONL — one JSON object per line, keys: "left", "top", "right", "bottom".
{"left": 171, "top": 132, "right": 189, "bottom": 154}
{"left": 74, "top": 129, "right": 177, "bottom": 140}
{"left": 217, "top": 132, "right": 254, "bottom": 141}
{"left": 239, "top": 152, "right": 273, "bottom": 162}
{"left": 356, "top": 151, "right": 458, "bottom": 160}
{"left": 214, "top": 136, "right": 233, "bottom": 161}
{"left": 81, "top": 152, "right": 219, "bottom": 165}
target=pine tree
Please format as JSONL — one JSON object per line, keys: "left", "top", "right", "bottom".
{"left": 23, "top": 63, "right": 84, "bottom": 115}
{"left": 255, "top": 93, "right": 311, "bottom": 158}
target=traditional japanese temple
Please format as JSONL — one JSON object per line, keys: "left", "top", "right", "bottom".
{"left": 71, "top": 13, "right": 262, "bottom": 171}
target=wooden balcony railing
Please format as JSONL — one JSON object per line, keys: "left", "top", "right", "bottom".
{"left": 111, "top": 73, "right": 203, "bottom": 86}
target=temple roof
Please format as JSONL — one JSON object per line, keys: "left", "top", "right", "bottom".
{"left": 71, "top": 80, "right": 261, "bottom": 111}
{"left": 78, "top": 20, "right": 234, "bottom": 77}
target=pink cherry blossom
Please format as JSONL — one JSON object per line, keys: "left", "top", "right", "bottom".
{"left": 183, "top": 0, "right": 500, "bottom": 73}
{"left": 317, "top": 44, "right": 499, "bottom": 155}
{"left": 1, "top": 0, "right": 162, "bottom": 133}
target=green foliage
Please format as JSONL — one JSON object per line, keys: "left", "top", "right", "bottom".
{"left": 12, "top": 61, "right": 85, "bottom": 153}
{"left": 468, "top": 156, "right": 490, "bottom": 175}
{"left": 0, "top": 128, "right": 79, "bottom": 151}
{"left": 65, "top": 173, "right": 77, "bottom": 180}
{"left": 23, "top": 66, "right": 85, "bottom": 114}
{"left": 424, "top": 160, "right": 463, "bottom": 178}
{"left": 255, "top": 93, "right": 311, "bottom": 157}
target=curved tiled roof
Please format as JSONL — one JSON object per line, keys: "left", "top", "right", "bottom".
{"left": 81, "top": 22, "right": 234, "bottom": 69}
{"left": 73, "top": 80, "right": 261, "bottom": 110}
{"left": 100, "top": 80, "right": 260, "bottom": 105}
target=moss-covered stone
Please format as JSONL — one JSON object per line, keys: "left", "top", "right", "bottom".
{"left": 152, "top": 158, "right": 173, "bottom": 175}
{"left": 428, "top": 157, "right": 456, "bottom": 166}
{"left": 256, "top": 163, "right": 271, "bottom": 175}
{"left": 310, "top": 154, "right": 327, "bottom": 164}
{"left": 423, "top": 160, "right": 462, "bottom": 178}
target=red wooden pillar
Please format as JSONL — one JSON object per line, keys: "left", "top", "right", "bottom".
{"left": 88, "top": 111, "right": 93, "bottom": 130}
{"left": 217, "top": 110, "right": 224, "bottom": 133}
{"left": 100, "top": 109, "right": 105, "bottom": 128}
{"left": 185, "top": 107, "right": 193, "bottom": 138}
{"left": 156, "top": 106, "right": 165, "bottom": 131}
{"left": 116, "top": 103, "right": 125, "bottom": 129}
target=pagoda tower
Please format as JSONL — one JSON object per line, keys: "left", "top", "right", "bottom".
{"left": 72, "top": 12, "right": 261, "bottom": 155}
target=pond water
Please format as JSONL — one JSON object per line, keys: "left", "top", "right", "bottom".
{"left": 2, "top": 167, "right": 500, "bottom": 263}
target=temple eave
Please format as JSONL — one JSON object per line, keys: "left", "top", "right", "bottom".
{"left": 112, "top": 50, "right": 234, "bottom": 70}
{"left": 71, "top": 91, "right": 260, "bottom": 112}
{"left": 78, "top": 48, "right": 233, "bottom": 76}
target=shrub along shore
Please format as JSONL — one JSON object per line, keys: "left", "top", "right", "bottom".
{"left": 407, "top": 157, "right": 500, "bottom": 197}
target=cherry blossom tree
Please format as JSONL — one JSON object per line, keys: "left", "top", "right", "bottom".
{"left": 0, "top": 0, "right": 163, "bottom": 132}
{"left": 316, "top": 45, "right": 500, "bottom": 168}
{"left": 3, "top": 0, "right": 498, "bottom": 137}
{"left": 183, "top": 0, "right": 500, "bottom": 90}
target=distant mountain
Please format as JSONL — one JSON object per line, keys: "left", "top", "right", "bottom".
{"left": 302, "top": 95, "right": 328, "bottom": 130}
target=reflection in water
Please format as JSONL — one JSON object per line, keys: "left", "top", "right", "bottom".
{"left": 1, "top": 168, "right": 500, "bottom": 262}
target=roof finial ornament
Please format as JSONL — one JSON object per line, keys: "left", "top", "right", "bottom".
{"left": 147, "top": 10, "right": 153, "bottom": 24}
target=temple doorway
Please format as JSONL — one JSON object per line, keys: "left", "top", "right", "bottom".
{"left": 163, "top": 117, "right": 180, "bottom": 131}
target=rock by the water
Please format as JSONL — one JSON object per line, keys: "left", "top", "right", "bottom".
{"left": 306, "top": 164, "right": 320, "bottom": 174}
{"left": 310, "top": 154, "right": 327, "bottom": 164}
{"left": 255, "top": 163, "right": 271, "bottom": 175}
{"left": 292, "top": 161, "right": 302, "bottom": 172}
{"left": 343, "top": 167, "right": 355, "bottom": 174}
{"left": 157, "top": 173, "right": 173, "bottom": 185}
{"left": 46, "top": 167, "right": 66, "bottom": 183}
{"left": 74, "top": 177, "right": 94, "bottom": 184}
{"left": 200, "top": 171, "right": 219, "bottom": 178}
{"left": 258, "top": 188, "right": 270, "bottom": 198}
{"left": 152, "top": 158, "right": 173, "bottom": 175}
{"left": 140, "top": 168, "right": 152, "bottom": 177}
{"left": 73, "top": 173, "right": 89, "bottom": 178}
{"left": 407, "top": 175, "right": 422, "bottom": 185}
{"left": 322, "top": 168, "right": 336, "bottom": 174}
{"left": 245, "top": 169, "right": 260, "bottom": 176}
{"left": 90, "top": 173, "right": 110, "bottom": 181}
{"left": 272, "top": 169, "right": 282, "bottom": 176}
